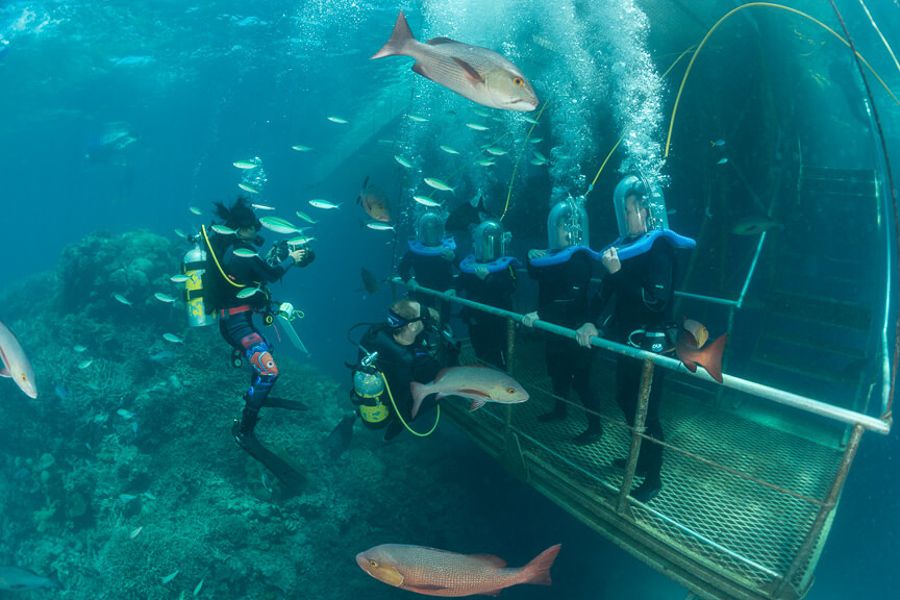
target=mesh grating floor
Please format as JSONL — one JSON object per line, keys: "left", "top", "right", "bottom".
{"left": 449, "top": 339, "right": 846, "bottom": 598}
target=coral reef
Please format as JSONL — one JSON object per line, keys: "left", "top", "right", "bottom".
{"left": 0, "top": 230, "right": 526, "bottom": 599}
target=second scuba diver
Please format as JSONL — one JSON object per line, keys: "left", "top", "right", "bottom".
{"left": 353, "top": 298, "right": 446, "bottom": 441}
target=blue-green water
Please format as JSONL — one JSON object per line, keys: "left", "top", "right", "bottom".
{"left": 1, "top": 1, "right": 898, "bottom": 598}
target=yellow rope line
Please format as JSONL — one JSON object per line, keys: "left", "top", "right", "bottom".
{"left": 500, "top": 99, "right": 552, "bottom": 222}
{"left": 585, "top": 45, "right": 696, "bottom": 200}
{"left": 666, "top": 1, "right": 900, "bottom": 159}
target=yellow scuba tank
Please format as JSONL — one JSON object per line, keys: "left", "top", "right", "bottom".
{"left": 353, "top": 368, "right": 390, "bottom": 428}
{"left": 183, "top": 241, "right": 215, "bottom": 327}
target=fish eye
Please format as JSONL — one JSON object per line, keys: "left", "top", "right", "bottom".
{"left": 513, "top": 77, "right": 524, "bottom": 87}
{"left": 369, "top": 560, "right": 378, "bottom": 568}
{"left": 506, "top": 386, "right": 516, "bottom": 394}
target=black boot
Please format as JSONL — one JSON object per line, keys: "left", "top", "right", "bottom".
{"left": 612, "top": 457, "right": 650, "bottom": 478}
{"left": 538, "top": 403, "right": 567, "bottom": 423}
{"left": 573, "top": 419, "right": 603, "bottom": 445}
{"left": 631, "top": 476, "right": 662, "bottom": 503}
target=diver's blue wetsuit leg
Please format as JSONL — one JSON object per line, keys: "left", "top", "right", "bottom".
{"left": 220, "top": 312, "right": 279, "bottom": 436}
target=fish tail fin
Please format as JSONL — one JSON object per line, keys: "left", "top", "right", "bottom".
{"left": 520, "top": 544, "right": 561, "bottom": 586}
{"left": 695, "top": 334, "right": 728, "bottom": 383}
{"left": 371, "top": 10, "right": 415, "bottom": 59}
{"left": 410, "top": 381, "right": 428, "bottom": 419}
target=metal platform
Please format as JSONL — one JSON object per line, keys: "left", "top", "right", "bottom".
{"left": 445, "top": 339, "right": 851, "bottom": 600}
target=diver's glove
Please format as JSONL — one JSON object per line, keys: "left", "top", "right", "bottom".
{"left": 276, "top": 301, "right": 304, "bottom": 322}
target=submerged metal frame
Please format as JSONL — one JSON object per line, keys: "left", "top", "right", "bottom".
{"left": 396, "top": 278, "right": 891, "bottom": 435}
{"left": 396, "top": 276, "right": 879, "bottom": 598}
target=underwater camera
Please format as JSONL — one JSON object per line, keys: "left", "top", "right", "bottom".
{"left": 286, "top": 237, "right": 308, "bottom": 253}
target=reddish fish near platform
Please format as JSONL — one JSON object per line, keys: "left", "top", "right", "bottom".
{"left": 357, "top": 176, "right": 391, "bottom": 223}
{"left": 676, "top": 318, "right": 727, "bottom": 383}
{"left": 356, "top": 543, "right": 561, "bottom": 597}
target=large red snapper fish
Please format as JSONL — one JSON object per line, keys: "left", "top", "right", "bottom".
{"left": 371, "top": 11, "right": 539, "bottom": 112}
{"left": 356, "top": 543, "right": 561, "bottom": 597}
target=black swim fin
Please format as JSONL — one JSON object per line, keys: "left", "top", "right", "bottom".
{"left": 262, "top": 396, "right": 309, "bottom": 411}
{"left": 233, "top": 425, "right": 305, "bottom": 497}
{"left": 326, "top": 415, "right": 356, "bottom": 459}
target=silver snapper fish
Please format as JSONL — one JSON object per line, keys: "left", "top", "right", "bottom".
{"left": 0, "top": 566, "right": 61, "bottom": 591}
{"left": 410, "top": 366, "right": 528, "bottom": 418}
{"left": 371, "top": 11, "right": 538, "bottom": 112}
{"left": 0, "top": 320, "right": 38, "bottom": 399}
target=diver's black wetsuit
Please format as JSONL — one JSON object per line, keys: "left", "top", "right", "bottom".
{"left": 457, "top": 264, "right": 517, "bottom": 370}
{"left": 360, "top": 324, "right": 442, "bottom": 441}
{"left": 589, "top": 239, "right": 675, "bottom": 488}
{"left": 399, "top": 250, "right": 456, "bottom": 319}
{"left": 527, "top": 249, "right": 601, "bottom": 434}
{"left": 218, "top": 237, "right": 315, "bottom": 435}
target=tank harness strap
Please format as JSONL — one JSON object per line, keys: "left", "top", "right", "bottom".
{"left": 219, "top": 305, "right": 253, "bottom": 318}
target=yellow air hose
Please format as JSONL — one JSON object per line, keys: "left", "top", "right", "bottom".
{"left": 379, "top": 371, "right": 440, "bottom": 438}
{"left": 584, "top": 45, "right": 696, "bottom": 200}
{"left": 201, "top": 224, "right": 246, "bottom": 289}
{"left": 500, "top": 99, "right": 553, "bottom": 222}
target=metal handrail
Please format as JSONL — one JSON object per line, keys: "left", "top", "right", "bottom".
{"left": 395, "top": 277, "right": 891, "bottom": 435}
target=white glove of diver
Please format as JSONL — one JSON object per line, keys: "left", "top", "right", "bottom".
{"left": 277, "top": 302, "right": 303, "bottom": 321}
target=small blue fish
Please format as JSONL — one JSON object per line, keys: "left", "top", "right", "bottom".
{"left": 717, "top": 157, "right": 729, "bottom": 165}
{"left": 711, "top": 139, "right": 726, "bottom": 148}
{"left": 161, "top": 570, "right": 179, "bottom": 585}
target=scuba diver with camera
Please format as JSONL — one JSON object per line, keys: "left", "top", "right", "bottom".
{"left": 348, "top": 298, "right": 454, "bottom": 442}
{"left": 198, "top": 196, "right": 315, "bottom": 494}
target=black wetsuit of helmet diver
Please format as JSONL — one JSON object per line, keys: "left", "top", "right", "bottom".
{"left": 212, "top": 198, "right": 315, "bottom": 492}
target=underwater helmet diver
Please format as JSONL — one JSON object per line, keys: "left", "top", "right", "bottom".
{"left": 522, "top": 196, "right": 601, "bottom": 443}
{"left": 399, "top": 210, "right": 457, "bottom": 320}
{"left": 574, "top": 173, "right": 697, "bottom": 501}
{"left": 457, "top": 219, "right": 519, "bottom": 370}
